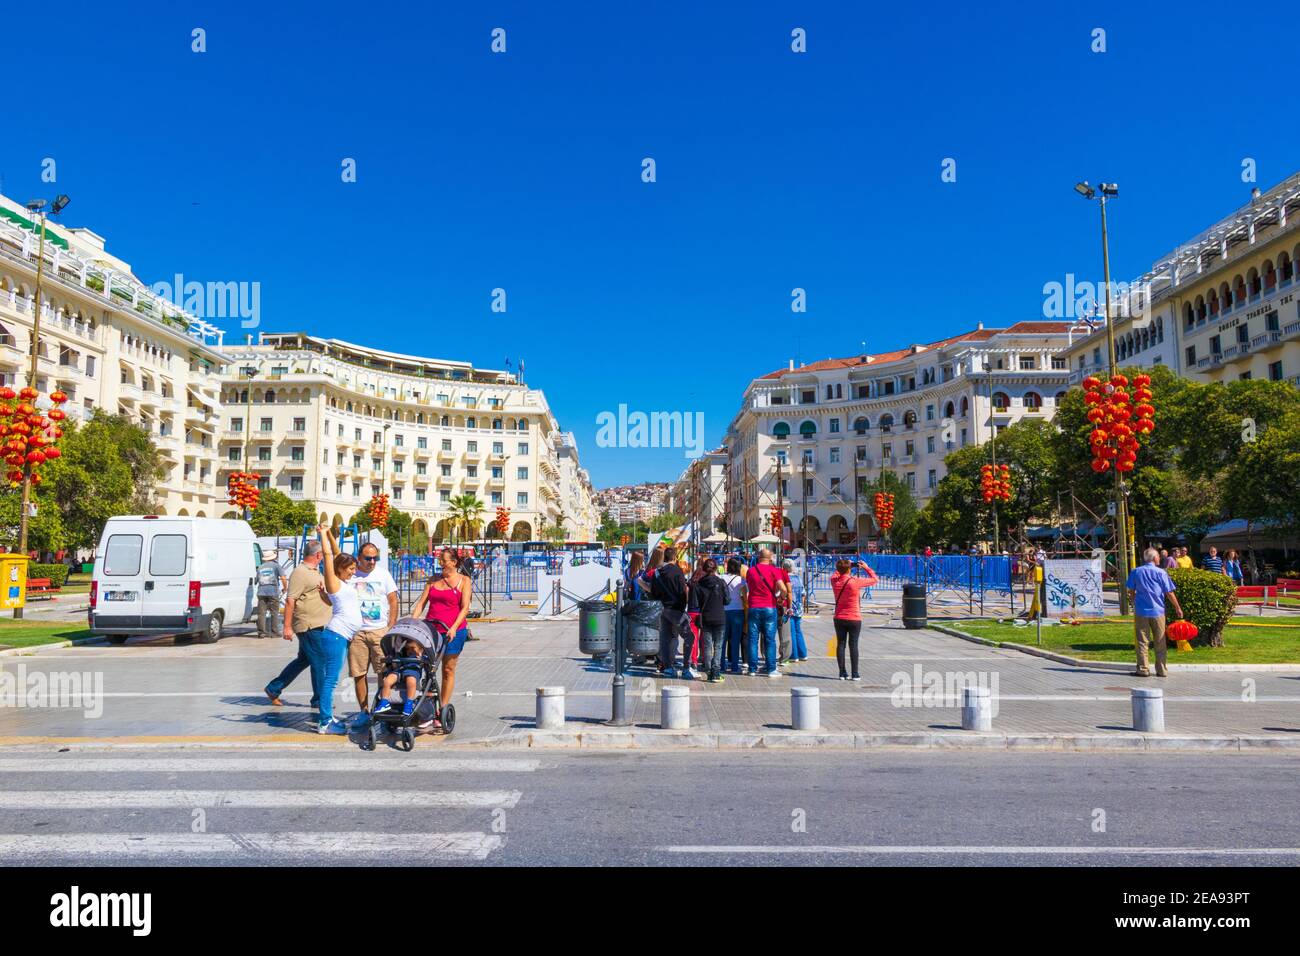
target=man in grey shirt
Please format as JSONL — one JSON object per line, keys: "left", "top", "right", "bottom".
{"left": 255, "top": 548, "right": 289, "bottom": 638}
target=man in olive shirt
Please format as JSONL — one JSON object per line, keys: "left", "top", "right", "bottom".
{"left": 264, "top": 541, "right": 333, "bottom": 707}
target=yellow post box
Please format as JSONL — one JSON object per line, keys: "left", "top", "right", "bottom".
{"left": 0, "top": 554, "right": 30, "bottom": 610}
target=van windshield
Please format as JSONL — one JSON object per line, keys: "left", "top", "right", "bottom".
{"left": 103, "top": 534, "right": 143, "bottom": 576}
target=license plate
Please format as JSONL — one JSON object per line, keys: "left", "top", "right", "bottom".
{"left": 104, "top": 591, "right": 137, "bottom": 601}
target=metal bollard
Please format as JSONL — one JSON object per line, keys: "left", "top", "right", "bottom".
{"left": 535, "top": 686, "right": 565, "bottom": 730}
{"left": 1131, "top": 687, "right": 1164, "bottom": 732}
{"left": 661, "top": 685, "right": 690, "bottom": 729}
{"left": 961, "top": 685, "right": 993, "bottom": 731}
{"left": 791, "top": 687, "right": 820, "bottom": 730}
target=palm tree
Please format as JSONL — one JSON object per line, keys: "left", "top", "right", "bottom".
{"left": 447, "top": 493, "right": 485, "bottom": 544}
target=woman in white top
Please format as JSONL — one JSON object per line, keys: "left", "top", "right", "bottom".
{"left": 315, "top": 524, "right": 360, "bottom": 735}
{"left": 720, "top": 557, "right": 748, "bottom": 675}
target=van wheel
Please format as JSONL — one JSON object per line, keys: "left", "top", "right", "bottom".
{"left": 200, "top": 611, "right": 223, "bottom": 644}
{"left": 107, "top": 636, "right": 129, "bottom": 645}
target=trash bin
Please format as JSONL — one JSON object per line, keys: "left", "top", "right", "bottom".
{"left": 902, "top": 583, "right": 927, "bottom": 629}
{"left": 578, "top": 599, "right": 613, "bottom": 657}
{"left": 624, "top": 599, "right": 663, "bottom": 658}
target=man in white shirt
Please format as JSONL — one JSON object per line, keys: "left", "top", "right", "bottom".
{"left": 347, "top": 541, "right": 400, "bottom": 714}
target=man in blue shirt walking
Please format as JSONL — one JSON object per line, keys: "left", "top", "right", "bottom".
{"left": 1125, "top": 547, "right": 1185, "bottom": 678}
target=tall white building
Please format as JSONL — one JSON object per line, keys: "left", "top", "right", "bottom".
{"left": 724, "top": 322, "right": 1074, "bottom": 547}
{"left": 217, "top": 333, "right": 598, "bottom": 542}
{"left": 670, "top": 449, "right": 728, "bottom": 535}
{"left": 0, "top": 194, "right": 226, "bottom": 517}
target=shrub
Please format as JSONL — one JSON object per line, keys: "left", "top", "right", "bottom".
{"left": 1166, "top": 568, "right": 1237, "bottom": 647}
{"left": 28, "top": 563, "right": 69, "bottom": 588}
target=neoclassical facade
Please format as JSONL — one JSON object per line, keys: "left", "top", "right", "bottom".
{"left": 217, "top": 334, "right": 598, "bottom": 542}
{"left": 724, "top": 322, "right": 1074, "bottom": 547}
{"left": 0, "top": 194, "right": 226, "bottom": 517}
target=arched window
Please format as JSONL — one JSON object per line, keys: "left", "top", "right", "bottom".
{"left": 798, "top": 420, "right": 817, "bottom": 437}
{"left": 1023, "top": 391, "right": 1042, "bottom": 410}
{"left": 1183, "top": 303, "right": 1195, "bottom": 331}
{"left": 264, "top": 389, "right": 275, "bottom": 403}
{"left": 902, "top": 410, "right": 917, "bottom": 428}
{"left": 992, "top": 392, "right": 1010, "bottom": 412}
{"left": 879, "top": 414, "right": 894, "bottom": 433}
{"left": 1054, "top": 391, "right": 1067, "bottom": 405}
{"left": 1156, "top": 316, "right": 1163, "bottom": 342}
{"left": 467, "top": 417, "right": 476, "bottom": 429}
{"left": 1279, "top": 251, "right": 1294, "bottom": 285}
{"left": 1263, "top": 259, "right": 1277, "bottom": 291}
{"left": 516, "top": 418, "right": 528, "bottom": 430}
{"left": 492, "top": 418, "right": 503, "bottom": 430}
{"left": 960, "top": 397, "right": 969, "bottom": 417}
{"left": 440, "top": 415, "right": 449, "bottom": 427}
{"left": 853, "top": 416, "right": 869, "bottom": 435}
{"left": 944, "top": 401, "right": 955, "bottom": 418}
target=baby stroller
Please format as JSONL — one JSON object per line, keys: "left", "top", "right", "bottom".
{"left": 361, "top": 617, "right": 455, "bottom": 751}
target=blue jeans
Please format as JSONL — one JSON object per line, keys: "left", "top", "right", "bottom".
{"left": 789, "top": 615, "right": 807, "bottom": 659}
{"left": 747, "top": 607, "right": 778, "bottom": 673}
{"left": 266, "top": 627, "right": 323, "bottom": 707}
{"left": 310, "top": 628, "right": 350, "bottom": 724}
{"left": 723, "top": 610, "right": 745, "bottom": 671}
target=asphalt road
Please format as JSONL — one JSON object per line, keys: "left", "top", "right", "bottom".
{"left": 2, "top": 748, "right": 1298, "bottom": 866}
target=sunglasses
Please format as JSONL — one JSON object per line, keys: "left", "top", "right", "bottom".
{"left": 358, "top": 554, "right": 379, "bottom": 563}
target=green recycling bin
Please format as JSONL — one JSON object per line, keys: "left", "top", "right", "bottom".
{"left": 578, "top": 599, "right": 613, "bottom": 657}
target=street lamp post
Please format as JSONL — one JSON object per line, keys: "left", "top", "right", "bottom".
{"left": 1076, "top": 181, "right": 1131, "bottom": 615}
{"left": 14, "top": 196, "right": 69, "bottom": 620}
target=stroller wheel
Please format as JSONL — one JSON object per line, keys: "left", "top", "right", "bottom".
{"left": 399, "top": 727, "right": 415, "bottom": 752}
{"left": 440, "top": 704, "right": 456, "bottom": 734}
{"left": 362, "top": 724, "right": 377, "bottom": 751}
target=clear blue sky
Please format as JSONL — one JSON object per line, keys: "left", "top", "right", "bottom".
{"left": 5, "top": 1, "right": 1295, "bottom": 487}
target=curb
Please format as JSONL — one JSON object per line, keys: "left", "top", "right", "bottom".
{"left": 927, "top": 624, "right": 1300, "bottom": 673}
{"left": 0, "top": 638, "right": 95, "bottom": 657}
{"left": 476, "top": 728, "right": 1300, "bottom": 752}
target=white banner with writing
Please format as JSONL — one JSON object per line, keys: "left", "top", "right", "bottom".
{"left": 1043, "top": 557, "right": 1105, "bottom": 617}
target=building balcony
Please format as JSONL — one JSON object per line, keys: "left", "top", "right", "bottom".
{"left": 1284, "top": 321, "right": 1300, "bottom": 339}
{"left": 487, "top": 450, "right": 506, "bottom": 462}
{"left": 282, "top": 459, "right": 308, "bottom": 471}
{"left": 436, "top": 473, "right": 454, "bottom": 486}
{"left": 463, "top": 449, "right": 483, "bottom": 462}
{"left": 413, "top": 446, "right": 431, "bottom": 459}
{"left": 487, "top": 476, "right": 505, "bottom": 488}
{"left": 389, "top": 472, "right": 408, "bottom": 483}
{"left": 391, "top": 445, "right": 409, "bottom": 457}
{"left": 463, "top": 473, "right": 482, "bottom": 486}
{"left": 412, "top": 473, "right": 431, "bottom": 485}
{"left": 284, "top": 430, "right": 309, "bottom": 442}
{"left": 220, "top": 429, "right": 246, "bottom": 442}
{"left": 437, "top": 448, "right": 456, "bottom": 461}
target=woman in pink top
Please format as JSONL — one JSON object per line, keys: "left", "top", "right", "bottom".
{"left": 413, "top": 551, "right": 472, "bottom": 728}
{"left": 829, "top": 559, "right": 878, "bottom": 681}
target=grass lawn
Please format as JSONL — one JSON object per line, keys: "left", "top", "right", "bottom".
{"left": 0, "top": 619, "right": 91, "bottom": 650}
{"left": 938, "top": 618, "right": 1300, "bottom": 665}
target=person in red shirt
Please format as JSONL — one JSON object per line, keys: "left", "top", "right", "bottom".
{"left": 829, "top": 559, "right": 878, "bottom": 680}
{"left": 745, "top": 549, "right": 788, "bottom": 676}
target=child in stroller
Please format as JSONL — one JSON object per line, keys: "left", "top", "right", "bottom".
{"left": 361, "top": 617, "right": 456, "bottom": 751}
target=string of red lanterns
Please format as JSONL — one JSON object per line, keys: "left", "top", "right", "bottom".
{"left": 873, "top": 492, "right": 895, "bottom": 534}
{"left": 1084, "top": 373, "right": 1155, "bottom": 474}
{"left": 227, "top": 471, "right": 261, "bottom": 510}
{"left": 980, "top": 463, "right": 1011, "bottom": 503}
{"left": 0, "top": 386, "right": 67, "bottom": 488}
{"left": 367, "top": 492, "right": 391, "bottom": 529}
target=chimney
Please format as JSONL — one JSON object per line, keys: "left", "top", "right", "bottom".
{"left": 245, "top": 334, "right": 253, "bottom": 345}
{"left": 977, "top": 322, "right": 984, "bottom": 330}
{"left": 788, "top": 359, "right": 794, "bottom": 370}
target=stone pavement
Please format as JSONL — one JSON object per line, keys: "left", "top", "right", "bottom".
{"left": 3, "top": 613, "right": 1300, "bottom": 750}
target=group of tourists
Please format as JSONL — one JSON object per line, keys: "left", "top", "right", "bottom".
{"left": 1158, "top": 545, "right": 1245, "bottom": 584}
{"left": 262, "top": 526, "right": 474, "bottom": 735}
{"left": 625, "top": 545, "right": 879, "bottom": 682}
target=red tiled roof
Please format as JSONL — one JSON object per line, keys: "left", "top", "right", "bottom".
{"left": 756, "top": 322, "right": 1072, "bottom": 380}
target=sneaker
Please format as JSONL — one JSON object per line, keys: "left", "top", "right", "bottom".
{"left": 768, "top": 668, "right": 782, "bottom": 678}
{"left": 709, "top": 673, "right": 724, "bottom": 684}
{"left": 402, "top": 699, "right": 415, "bottom": 716}
{"left": 798, "top": 657, "right": 809, "bottom": 662}
{"left": 851, "top": 675, "right": 862, "bottom": 682}
{"left": 264, "top": 688, "right": 284, "bottom": 706}
{"left": 316, "top": 718, "right": 348, "bottom": 735}
{"left": 661, "top": 668, "right": 677, "bottom": 679}
{"left": 839, "top": 674, "right": 850, "bottom": 681}
{"left": 683, "top": 668, "right": 699, "bottom": 680}
{"left": 372, "top": 700, "right": 393, "bottom": 716}
{"left": 1132, "top": 670, "right": 1151, "bottom": 678}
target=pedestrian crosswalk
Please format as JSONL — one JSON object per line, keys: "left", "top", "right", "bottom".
{"left": 0, "top": 751, "right": 539, "bottom": 863}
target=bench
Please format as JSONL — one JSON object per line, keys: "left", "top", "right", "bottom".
{"left": 25, "top": 577, "right": 61, "bottom": 600}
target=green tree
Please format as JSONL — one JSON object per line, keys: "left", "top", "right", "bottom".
{"left": 446, "top": 494, "right": 485, "bottom": 542}
{"left": 1220, "top": 410, "right": 1300, "bottom": 543}
{"left": 538, "top": 521, "right": 568, "bottom": 546}
{"left": 648, "top": 511, "right": 685, "bottom": 533}
{"left": 252, "top": 489, "right": 319, "bottom": 537}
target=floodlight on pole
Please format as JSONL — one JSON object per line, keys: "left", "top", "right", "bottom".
{"left": 1074, "top": 182, "right": 1095, "bottom": 199}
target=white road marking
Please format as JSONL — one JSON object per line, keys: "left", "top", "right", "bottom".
{"left": 0, "top": 757, "right": 539, "bottom": 773}
{"left": 659, "top": 844, "right": 1300, "bottom": 856}
{"left": 0, "top": 832, "right": 503, "bottom": 859}
{"left": 0, "top": 789, "right": 521, "bottom": 809}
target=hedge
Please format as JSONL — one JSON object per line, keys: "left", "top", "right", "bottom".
{"left": 1166, "top": 567, "right": 1237, "bottom": 647}
{"left": 28, "top": 563, "right": 69, "bottom": 588}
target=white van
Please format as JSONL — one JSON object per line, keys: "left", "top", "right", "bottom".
{"left": 89, "top": 516, "right": 260, "bottom": 644}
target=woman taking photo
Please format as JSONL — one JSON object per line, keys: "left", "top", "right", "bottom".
{"left": 829, "top": 559, "right": 879, "bottom": 681}
{"left": 413, "top": 550, "right": 473, "bottom": 729}
{"left": 316, "top": 523, "right": 361, "bottom": 735}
